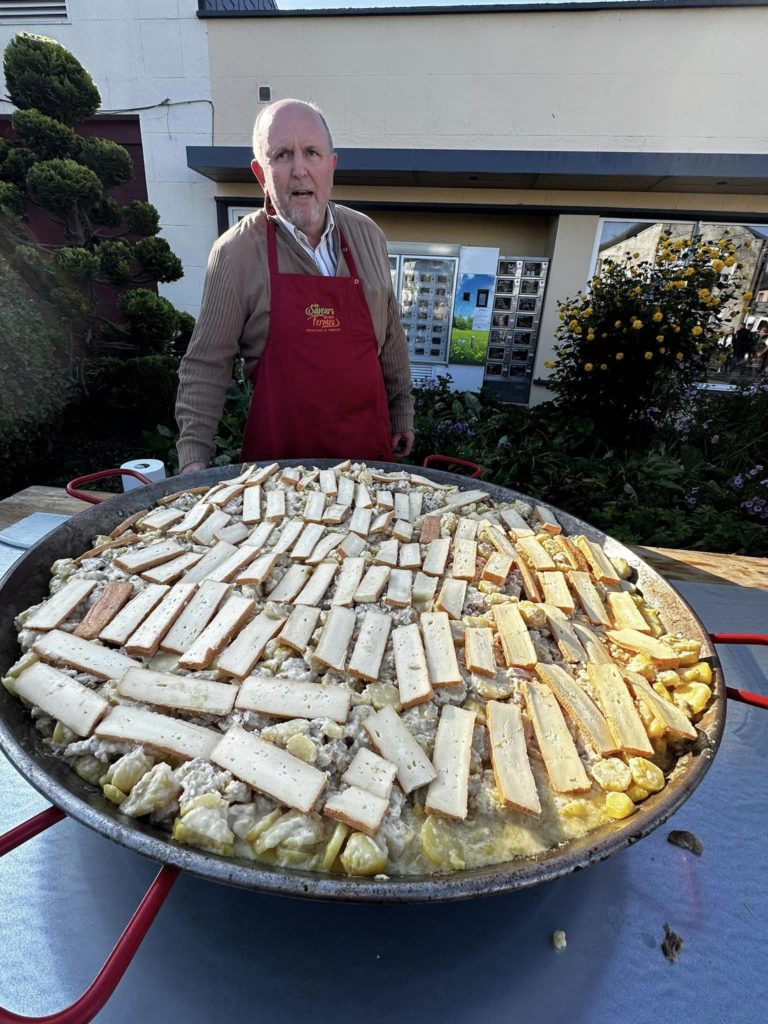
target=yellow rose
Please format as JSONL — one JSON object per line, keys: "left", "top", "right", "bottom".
{"left": 711, "top": 259, "right": 725, "bottom": 272}
{"left": 614, "top": 320, "right": 622, "bottom": 328}
{"left": 724, "top": 256, "right": 736, "bottom": 267}
{"left": 675, "top": 352, "right": 684, "bottom": 360}
{"left": 632, "top": 286, "right": 642, "bottom": 295}
{"left": 692, "top": 325, "right": 703, "bottom": 336}
{"left": 709, "top": 297, "right": 721, "bottom": 307}
{"left": 592, "top": 277, "right": 601, "bottom": 286}
{"left": 615, "top": 352, "right": 624, "bottom": 360}
{"left": 583, "top": 306, "right": 593, "bottom": 316}
{"left": 584, "top": 362, "right": 594, "bottom": 372}
{"left": 673, "top": 325, "right": 681, "bottom": 333}
{"left": 653, "top": 311, "right": 663, "bottom": 322}
{"left": 673, "top": 239, "right": 683, "bottom": 250}
{"left": 743, "top": 291, "right": 754, "bottom": 302}
{"left": 697, "top": 288, "right": 710, "bottom": 299}
{"left": 683, "top": 267, "right": 696, "bottom": 277}
{"left": 633, "top": 320, "right": 643, "bottom": 329}
{"left": 600, "top": 363, "right": 608, "bottom": 370}
{"left": 659, "top": 346, "right": 666, "bottom": 353}
{"left": 644, "top": 352, "right": 653, "bottom": 360}
{"left": 569, "top": 319, "right": 579, "bottom": 330}
{"left": 656, "top": 335, "right": 665, "bottom": 342}
{"left": 544, "top": 360, "right": 555, "bottom": 368}
{"left": 586, "top": 332, "right": 595, "bottom": 341}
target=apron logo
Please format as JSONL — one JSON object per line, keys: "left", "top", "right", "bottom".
{"left": 305, "top": 303, "right": 340, "bottom": 330}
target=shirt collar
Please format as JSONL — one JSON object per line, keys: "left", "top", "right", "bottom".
{"left": 270, "top": 201, "right": 336, "bottom": 252}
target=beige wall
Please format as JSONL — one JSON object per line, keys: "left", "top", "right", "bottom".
{"left": 209, "top": 7, "right": 768, "bottom": 155}
{"left": 369, "top": 210, "right": 552, "bottom": 255}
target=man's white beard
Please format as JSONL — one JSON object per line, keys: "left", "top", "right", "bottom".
{"left": 284, "top": 196, "right": 323, "bottom": 237}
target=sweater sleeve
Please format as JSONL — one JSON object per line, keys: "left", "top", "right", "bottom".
{"left": 175, "top": 240, "right": 246, "bottom": 469}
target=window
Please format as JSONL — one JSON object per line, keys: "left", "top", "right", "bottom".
{"left": 0, "top": 1, "right": 67, "bottom": 20}
{"left": 388, "top": 248, "right": 459, "bottom": 365}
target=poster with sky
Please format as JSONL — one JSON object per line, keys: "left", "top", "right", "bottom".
{"left": 449, "top": 247, "right": 499, "bottom": 366}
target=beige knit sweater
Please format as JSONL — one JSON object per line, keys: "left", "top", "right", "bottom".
{"left": 175, "top": 203, "right": 414, "bottom": 469}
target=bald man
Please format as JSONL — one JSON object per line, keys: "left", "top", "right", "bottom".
{"left": 175, "top": 99, "right": 414, "bottom": 472}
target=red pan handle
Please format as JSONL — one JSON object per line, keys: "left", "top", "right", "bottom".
{"left": 65, "top": 468, "right": 153, "bottom": 504}
{"left": 0, "top": 808, "right": 179, "bottom": 1024}
{"left": 423, "top": 454, "right": 484, "bottom": 479}
{"left": 710, "top": 633, "right": 768, "bottom": 710}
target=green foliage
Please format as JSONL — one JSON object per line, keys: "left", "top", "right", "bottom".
{"left": 548, "top": 233, "right": 747, "bottom": 432}
{"left": 173, "top": 311, "right": 196, "bottom": 356}
{"left": 119, "top": 287, "right": 179, "bottom": 354}
{"left": 26, "top": 157, "right": 102, "bottom": 216}
{"left": 90, "top": 195, "right": 121, "bottom": 228}
{"left": 133, "top": 236, "right": 184, "bottom": 283}
{"left": 4, "top": 33, "right": 101, "bottom": 125}
{"left": 85, "top": 354, "right": 179, "bottom": 429}
{"left": 449, "top": 329, "right": 489, "bottom": 365}
{"left": 122, "top": 200, "right": 160, "bottom": 237}
{"left": 11, "top": 108, "right": 77, "bottom": 159}
{"left": 78, "top": 136, "right": 132, "bottom": 189}
{"left": 0, "top": 181, "right": 24, "bottom": 214}
{"left": 0, "top": 255, "right": 75, "bottom": 489}
{"left": 53, "top": 246, "right": 99, "bottom": 283}
{"left": 410, "top": 375, "right": 768, "bottom": 556}
{"left": 94, "top": 239, "right": 133, "bottom": 285}
{"left": 0, "top": 144, "right": 34, "bottom": 187}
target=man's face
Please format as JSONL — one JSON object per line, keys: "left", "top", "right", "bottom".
{"left": 251, "top": 105, "right": 337, "bottom": 242}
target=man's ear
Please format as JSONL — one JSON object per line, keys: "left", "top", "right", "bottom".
{"left": 251, "top": 159, "right": 266, "bottom": 189}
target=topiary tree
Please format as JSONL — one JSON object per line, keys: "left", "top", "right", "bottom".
{"left": 0, "top": 32, "right": 192, "bottom": 359}
{"left": 546, "top": 232, "right": 749, "bottom": 437}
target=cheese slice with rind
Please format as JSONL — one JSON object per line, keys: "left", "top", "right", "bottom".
{"left": 605, "top": 629, "right": 680, "bottom": 668}
{"left": 313, "top": 607, "right": 356, "bottom": 672}
{"left": 161, "top": 580, "right": 230, "bottom": 655}
{"left": 425, "top": 705, "right": 475, "bottom": 821}
{"left": 74, "top": 581, "right": 134, "bottom": 641}
{"left": 99, "top": 584, "right": 168, "bottom": 646}
{"left": 26, "top": 579, "right": 98, "bottom": 632}
{"left": 486, "top": 700, "right": 541, "bottom": 816}
{"left": 464, "top": 627, "right": 496, "bottom": 677}
{"left": 421, "top": 611, "right": 462, "bottom": 687}
{"left": 535, "top": 662, "right": 619, "bottom": 756}
{"left": 15, "top": 661, "right": 109, "bottom": 737}
{"left": 364, "top": 705, "right": 436, "bottom": 795}
{"left": 124, "top": 582, "right": 197, "bottom": 657}
{"left": 331, "top": 557, "right": 365, "bottom": 607}
{"left": 349, "top": 610, "right": 392, "bottom": 683}
{"left": 323, "top": 786, "right": 389, "bottom": 836}
{"left": 34, "top": 629, "right": 139, "bottom": 680}
{"left": 216, "top": 610, "right": 287, "bottom": 680}
{"left": 391, "top": 622, "right": 432, "bottom": 708}
{"left": 606, "top": 590, "right": 652, "bottom": 634}
{"left": 278, "top": 604, "right": 322, "bottom": 654}
{"left": 493, "top": 603, "right": 537, "bottom": 670}
{"left": 211, "top": 725, "right": 327, "bottom": 813}
{"left": 522, "top": 679, "right": 591, "bottom": 793}
{"left": 118, "top": 667, "right": 238, "bottom": 717}
{"left": 113, "top": 539, "right": 185, "bottom": 575}
{"left": 624, "top": 671, "right": 698, "bottom": 741}
{"left": 435, "top": 577, "right": 466, "bottom": 620}
{"left": 587, "top": 663, "right": 655, "bottom": 755}
{"left": 422, "top": 538, "right": 450, "bottom": 578}
{"left": 342, "top": 747, "right": 397, "bottom": 799}
{"left": 177, "top": 594, "right": 255, "bottom": 670}
{"left": 569, "top": 571, "right": 610, "bottom": 626}
{"left": 236, "top": 675, "right": 350, "bottom": 723}
{"left": 95, "top": 704, "right": 221, "bottom": 761}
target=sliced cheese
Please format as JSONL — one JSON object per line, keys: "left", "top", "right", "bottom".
{"left": 569, "top": 571, "right": 611, "bottom": 626}
{"left": 624, "top": 671, "right": 698, "bottom": 741}
{"left": 515, "top": 536, "right": 558, "bottom": 573}
{"left": 306, "top": 532, "right": 344, "bottom": 564}
{"left": 535, "top": 663, "right": 619, "bottom": 756}
{"left": 74, "top": 581, "right": 134, "bottom": 640}
{"left": 418, "top": 515, "right": 442, "bottom": 544}
{"left": 242, "top": 484, "right": 262, "bottom": 524}
{"left": 265, "top": 489, "right": 286, "bottom": 522}
{"left": 161, "top": 579, "right": 229, "bottom": 655}
{"left": 435, "top": 577, "right": 467, "bottom": 620}
{"left": 542, "top": 604, "right": 588, "bottom": 664}
{"left": 481, "top": 551, "right": 513, "bottom": 586}
{"left": 486, "top": 700, "right": 542, "bottom": 816}
{"left": 113, "top": 539, "right": 185, "bottom": 575}
{"left": 534, "top": 505, "right": 562, "bottom": 535}
{"left": 354, "top": 482, "right": 373, "bottom": 508}
{"left": 168, "top": 502, "right": 212, "bottom": 536}
{"left": 363, "top": 705, "right": 437, "bottom": 795}
{"left": 34, "top": 629, "right": 139, "bottom": 680}
{"left": 454, "top": 517, "right": 478, "bottom": 541}
{"left": 184, "top": 541, "right": 238, "bottom": 584}
{"left": 323, "top": 504, "right": 349, "bottom": 526}
{"left": 293, "top": 561, "right": 338, "bottom": 607}
{"left": 211, "top": 725, "right": 327, "bottom": 813}
{"left": 268, "top": 565, "right": 312, "bottom": 602}
{"left": 421, "top": 611, "right": 462, "bottom": 686}
{"left": 278, "top": 604, "right": 322, "bottom": 654}
{"left": 464, "top": 627, "right": 496, "bottom": 677}
{"left": 99, "top": 584, "right": 169, "bottom": 646}
{"left": 353, "top": 565, "right": 391, "bottom": 604}
{"left": 342, "top": 748, "right": 397, "bottom": 799}
{"left": 319, "top": 469, "right": 337, "bottom": 496}
{"left": 425, "top": 705, "right": 476, "bottom": 820}
{"left": 537, "top": 571, "right": 575, "bottom": 613}
{"left": 422, "top": 538, "right": 450, "bottom": 577}
{"left": 272, "top": 519, "right": 305, "bottom": 555}
{"left": 190, "top": 509, "right": 231, "bottom": 546}
{"left": 216, "top": 610, "right": 287, "bottom": 680}
{"left": 142, "top": 551, "right": 204, "bottom": 585}
{"left": 323, "top": 786, "right": 389, "bottom": 836}
{"left": 571, "top": 622, "right": 614, "bottom": 665}
{"left": 336, "top": 476, "right": 355, "bottom": 507}
{"left": 177, "top": 594, "right": 255, "bottom": 671}
{"left": 235, "top": 550, "right": 280, "bottom": 587}
{"left": 248, "top": 462, "right": 280, "bottom": 486}
{"left": 246, "top": 520, "right": 277, "bottom": 552}
{"left": 374, "top": 538, "right": 399, "bottom": 568}
{"left": 281, "top": 466, "right": 301, "bottom": 488}
{"left": 415, "top": 489, "right": 490, "bottom": 524}
{"left": 370, "top": 510, "right": 394, "bottom": 535}
{"left": 376, "top": 489, "right": 394, "bottom": 509}
{"left": 412, "top": 571, "right": 438, "bottom": 605}
{"left": 348, "top": 507, "right": 372, "bottom": 537}
{"left": 124, "top": 582, "right": 197, "bottom": 657}
{"left": 498, "top": 507, "right": 534, "bottom": 537}
{"left": 96, "top": 704, "right": 221, "bottom": 761}
{"left": 291, "top": 523, "right": 325, "bottom": 562}
{"left": 451, "top": 539, "right": 477, "bottom": 580}
{"left": 409, "top": 492, "right": 424, "bottom": 521}
{"left": 574, "top": 536, "right": 621, "bottom": 586}
{"left": 605, "top": 629, "right": 680, "bottom": 668}
{"left": 15, "top": 661, "right": 109, "bottom": 736}
{"left": 137, "top": 507, "right": 186, "bottom": 532}
{"left": 522, "top": 679, "right": 591, "bottom": 793}
{"left": 587, "top": 663, "right": 655, "bottom": 756}
{"left": 313, "top": 606, "right": 356, "bottom": 672}
{"left": 513, "top": 555, "right": 542, "bottom": 603}
{"left": 480, "top": 522, "right": 516, "bottom": 558}
{"left": 205, "top": 545, "right": 259, "bottom": 584}
{"left": 394, "top": 492, "right": 411, "bottom": 521}
{"left": 236, "top": 675, "right": 350, "bottom": 723}
{"left": 385, "top": 568, "right": 413, "bottom": 609}
{"left": 118, "top": 667, "right": 238, "bottom": 716}
{"left": 493, "top": 603, "right": 537, "bottom": 670}
{"left": 338, "top": 532, "right": 366, "bottom": 559}
{"left": 298, "top": 469, "right": 320, "bottom": 491}
{"left": 303, "top": 491, "right": 326, "bottom": 523}
{"left": 348, "top": 610, "right": 392, "bottom": 683}
{"left": 331, "top": 557, "right": 365, "bottom": 607}
{"left": 606, "top": 590, "right": 652, "bottom": 634}
{"left": 392, "top": 519, "right": 414, "bottom": 543}
{"left": 399, "top": 542, "right": 422, "bottom": 570}
{"left": 391, "top": 622, "right": 432, "bottom": 708}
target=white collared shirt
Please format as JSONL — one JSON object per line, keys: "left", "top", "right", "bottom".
{"left": 274, "top": 205, "right": 339, "bottom": 277}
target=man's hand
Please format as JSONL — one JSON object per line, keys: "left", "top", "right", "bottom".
{"left": 391, "top": 430, "right": 415, "bottom": 459}
{"left": 180, "top": 461, "right": 208, "bottom": 475}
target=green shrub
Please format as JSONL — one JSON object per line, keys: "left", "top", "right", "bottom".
{"left": 85, "top": 354, "right": 179, "bottom": 429}
{"left": 11, "top": 108, "right": 77, "bottom": 160}
{"left": 119, "top": 288, "right": 179, "bottom": 354}
{"left": 133, "top": 236, "right": 183, "bottom": 283}
{"left": 26, "top": 157, "right": 102, "bottom": 217}
{"left": 78, "top": 136, "right": 133, "bottom": 189}
{"left": 4, "top": 33, "right": 101, "bottom": 125}
{"left": 122, "top": 200, "right": 160, "bottom": 237}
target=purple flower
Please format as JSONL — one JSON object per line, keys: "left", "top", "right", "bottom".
{"left": 732, "top": 475, "right": 744, "bottom": 489}
{"left": 710, "top": 434, "right": 720, "bottom": 444}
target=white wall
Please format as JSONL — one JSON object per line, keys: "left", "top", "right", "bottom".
{"left": 0, "top": 0, "right": 216, "bottom": 316}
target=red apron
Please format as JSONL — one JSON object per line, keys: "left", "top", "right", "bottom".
{"left": 241, "top": 218, "right": 393, "bottom": 462}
